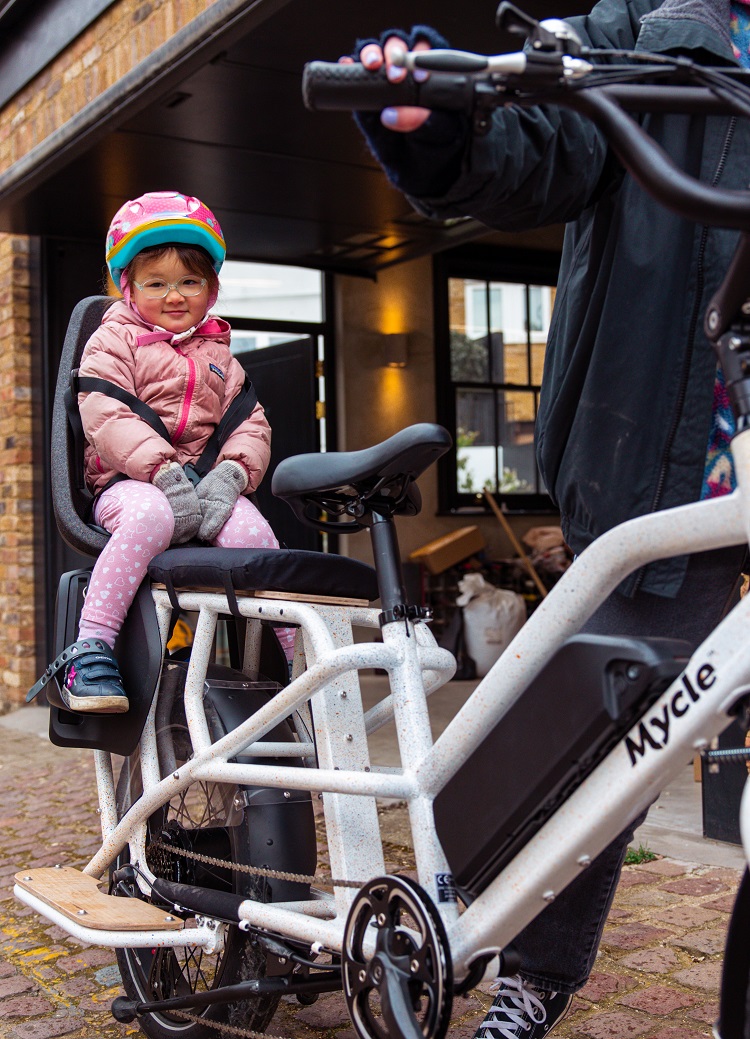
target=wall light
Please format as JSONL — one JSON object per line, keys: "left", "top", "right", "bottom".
{"left": 381, "top": 333, "right": 409, "bottom": 368}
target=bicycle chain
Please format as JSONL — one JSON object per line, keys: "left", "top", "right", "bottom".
{"left": 172, "top": 1007, "right": 298, "bottom": 1039}
{"left": 149, "top": 837, "right": 364, "bottom": 888}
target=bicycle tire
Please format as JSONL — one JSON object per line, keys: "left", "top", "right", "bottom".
{"left": 113, "top": 688, "right": 281, "bottom": 1039}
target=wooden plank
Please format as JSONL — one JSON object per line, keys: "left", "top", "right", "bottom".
{"left": 15, "top": 867, "right": 183, "bottom": 931}
{"left": 152, "top": 583, "right": 370, "bottom": 608}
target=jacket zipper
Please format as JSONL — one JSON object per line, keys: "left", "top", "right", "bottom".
{"left": 172, "top": 349, "right": 196, "bottom": 445}
{"left": 631, "top": 116, "right": 737, "bottom": 595}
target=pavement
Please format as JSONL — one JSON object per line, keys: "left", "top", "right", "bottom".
{"left": 0, "top": 677, "right": 746, "bottom": 1039}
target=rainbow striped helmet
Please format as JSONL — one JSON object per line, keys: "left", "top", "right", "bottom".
{"left": 105, "top": 191, "right": 226, "bottom": 283}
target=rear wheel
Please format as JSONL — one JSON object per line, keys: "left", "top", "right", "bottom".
{"left": 114, "top": 683, "right": 280, "bottom": 1039}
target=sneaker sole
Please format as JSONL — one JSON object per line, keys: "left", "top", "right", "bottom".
{"left": 61, "top": 694, "right": 129, "bottom": 714}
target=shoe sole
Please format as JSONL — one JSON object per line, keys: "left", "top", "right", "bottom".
{"left": 61, "top": 694, "right": 129, "bottom": 714}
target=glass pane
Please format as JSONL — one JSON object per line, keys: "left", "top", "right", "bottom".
{"left": 229, "top": 329, "right": 310, "bottom": 355}
{"left": 530, "top": 284, "right": 555, "bottom": 385}
{"left": 215, "top": 261, "right": 322, "bottom": 322}
{"left": 456, "top": 388, "right": 495, "bottom": 495}
{"left": 449, "top": 278, "right": 489, "bottom": 382}
{"left": 489, "top": 281, "right": 528, "bottom": 384}
{"left": 496, "top": 390, "right": 538, "bottom": 494}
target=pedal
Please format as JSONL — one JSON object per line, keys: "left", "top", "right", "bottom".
{"left": 14, "top": 866, "right": 182, "bottom": 931}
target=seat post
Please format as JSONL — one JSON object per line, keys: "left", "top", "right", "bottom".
{"left": 369, "top": 512, "right": 408, "bottom": 614}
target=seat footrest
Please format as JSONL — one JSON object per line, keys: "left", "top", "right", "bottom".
{"left": 14, "top": 866, "right": 183, "bottom": 931}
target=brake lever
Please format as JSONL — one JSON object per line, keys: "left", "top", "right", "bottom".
{"left": 496, "top": 2, "right": 583, "bottom": 57}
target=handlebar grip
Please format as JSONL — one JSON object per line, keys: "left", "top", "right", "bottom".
{"left": 302, "top": 61, "right": 476, "bottom": 113}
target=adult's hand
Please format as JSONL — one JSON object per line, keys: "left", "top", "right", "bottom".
{"left": 339, "top": 36, "right": 433, "bottom": 133}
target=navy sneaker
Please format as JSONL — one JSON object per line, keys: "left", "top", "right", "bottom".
{"left": 61, "top": 639, "right": 129, "bottom": 714}
{"left": 475, "top": 975, "right": 573, "bottom": 1039}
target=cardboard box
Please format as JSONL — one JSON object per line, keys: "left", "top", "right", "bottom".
{"left": 409, "top": 526, "right": 486, "bottom": 575}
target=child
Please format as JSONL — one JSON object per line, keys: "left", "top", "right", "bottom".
{"left": 57, "top": 190, "right": 295, "bottom": 713}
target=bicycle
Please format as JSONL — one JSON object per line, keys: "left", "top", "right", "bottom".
{"left": 14, "top": 4, "right": 750, "bottom": 1038}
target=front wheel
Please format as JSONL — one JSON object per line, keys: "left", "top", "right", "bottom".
{"left": 113, "top": 673, "right": 282, "bottom": 1039}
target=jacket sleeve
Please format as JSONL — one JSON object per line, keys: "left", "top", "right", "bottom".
{"left": 78, "top": 326, "right": 177, "bottom": 481}
{"left": 359, "top": 0, "right": 652, "bottom": 229}
{"left": 216, "top": 358, "right": 272, "bottom": 493}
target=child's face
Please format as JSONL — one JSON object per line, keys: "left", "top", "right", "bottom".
{"left": 131, "top": 249, "right": 211, "bottom": 334}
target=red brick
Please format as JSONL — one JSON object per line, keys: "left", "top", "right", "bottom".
{"left": 578, "top": 1009, "right": 654, "bottom": 1038}
{"left": 659, "top": 878, "right": 727, "bottom": 897}
{"left": 9, "top": 1018, "right": 83, "bottom": 1039}
{"left": 602, "top": 923, "right": 674, "bottom": 950}
{"left": 619, "top": 948, "right": 681, "bottom": 974}
{"left": 618, "top": 985, "right": 702, "bottom": 1014}
{"left": 1, "top": 994, "right": 55, "bottom": 1017}
{"left": 617, "top": 872, "right": 655, "bottom": 888}
{"left": 580, "top": 972, "right": 638, "bottom": 1002}
{"left": 654, "top": 905, "right": 720, "bottom": 928}
{"left": 674, "top": 928, "right": 728, "bottom": 957}
{"left": 632, "top": 859, "right": 692, "bottom": 877}
{"left": 0, "top": 973, "right": 34, "bottom": 997}
{"left": 686, "top": 1001, "right": 720, "bottom": 1025}
{"left": 672, "top": 961, "right": 723, "bottom": 993}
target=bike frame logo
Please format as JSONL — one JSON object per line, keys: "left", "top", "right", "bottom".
{"left": 625, "top": 663, "right": 716, "bottom": 766}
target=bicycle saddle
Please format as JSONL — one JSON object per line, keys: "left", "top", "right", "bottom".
{"left": 272, "top": 423, "right": 453, "bottom": 532}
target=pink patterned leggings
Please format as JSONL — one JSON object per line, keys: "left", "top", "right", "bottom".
{"left": 78, "top": 479, "right": 296, "bottom": 660}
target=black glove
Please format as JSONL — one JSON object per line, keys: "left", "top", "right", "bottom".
{"left": 353, "top": 25, "right": 470, "bottom": 198}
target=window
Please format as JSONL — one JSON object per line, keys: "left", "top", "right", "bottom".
{"left": 213, "top": 261, "right": 331, "bottom": 450}
{"left": 435, "top": 250, "right": 559, "bottom": 513}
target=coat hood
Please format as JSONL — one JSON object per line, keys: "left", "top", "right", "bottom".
{"left": 101, "top": 298, "right": 231, "bottom": 347}
{"left": 640, "top": 0, "right": 733, "bottom": 58}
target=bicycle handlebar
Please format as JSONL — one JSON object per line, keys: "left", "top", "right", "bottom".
{"left": 301, "top": 52, "right": 750, "bottom": 231}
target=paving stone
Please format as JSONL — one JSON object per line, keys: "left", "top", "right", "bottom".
{"left": 640, "top": 1028, "right": 710, "bottom": 1039}
{"left": 653, "top": 906, "right": 721, "bottom": 929}
{"left": 0, "top": 973, "right": 35, "bottom": 997}
{"left": 601, "top": 923, "right": 674, "bottom": 950}
{"left": 294, "top": 993, "right": 351, "bottom": 1029}
{"left": 686, "top": 1001, "right": 720, "bottom": 1025}
{"left": 659, "top": 878, "right": 728, "bottom": 897}
{"left": 672, "top": 961, "right": 723, "bottom": 992}
{"left": 9, "top": 1018, "right": 82, "bottom": 1039}
{"left": 617, "top": 984, "right": 702, "bottom": 1014}
{"left": 577, "top": 1009, "right": 654, "bottom": 1038}
{"left": 674, "top": 928, "right": 729, "bottom": 957}
{"left": 616, "top": 872, "right": 655, "bottom": 889}
{"left": 1, "top": 994, "right": 56, "bottom": 1018}
{"left": 632, "top": 859, "right": 693, "bottom": 877}
{"left": 619, "top": 948, "right": 681, "bottom": 974}
{"left": 704, "top": 894, "right": 737, "bottom": 913}
{"left": 580, "top": 972, "right": 638, "bottom": 1002}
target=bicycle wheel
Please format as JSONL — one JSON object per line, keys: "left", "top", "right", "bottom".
{"left": 113, "top": 681, "right": 282, "bottom": 1039}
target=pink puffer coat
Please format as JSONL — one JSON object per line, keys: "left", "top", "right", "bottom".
{"left": 79, "top": 300, "right": 271, "bottom": 495}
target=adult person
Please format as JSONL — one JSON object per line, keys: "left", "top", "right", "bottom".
{"left": 346, "top": 2, "right": 750, "bottom": 1036}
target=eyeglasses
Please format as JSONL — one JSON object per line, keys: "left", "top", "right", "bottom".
{"left": 133, "top": 276, "right": 208, "bottom": 299}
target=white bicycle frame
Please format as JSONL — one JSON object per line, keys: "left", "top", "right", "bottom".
{"left": 16, "top": 427, "right": 750, "bottom": 983}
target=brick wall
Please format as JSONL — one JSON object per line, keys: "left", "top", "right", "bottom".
{"left": 0, "top": 0, "right": 215, "bottom": 171}
{"left": 0, "top": 234, "right": 36, "bottom": 708}
{"left": 0, "top": 0, "right": 215, "bottom": 708}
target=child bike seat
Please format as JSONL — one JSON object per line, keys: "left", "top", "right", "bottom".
{"left": 147, "top": 545, "right": 379, "bottom": 609}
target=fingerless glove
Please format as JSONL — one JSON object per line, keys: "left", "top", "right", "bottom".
{"left": 195, "top": 460, "right": 249, "bottom": 542}
{"left": 152, "top": 462, "right": 202, "bottom": 543}
{"left": 353, "top": 25, "right": 470, "bottom": 198}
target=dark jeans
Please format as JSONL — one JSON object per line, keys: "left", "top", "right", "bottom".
{"left": 515, "top": 546, "right": 746, "bottom": 994}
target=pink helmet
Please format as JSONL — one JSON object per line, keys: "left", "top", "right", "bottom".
{"left": 105, "top": 190, "right": 226, "bottom": 283}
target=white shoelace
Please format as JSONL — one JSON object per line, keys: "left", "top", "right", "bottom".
{"left": 478, "top": 975, "right": 548, "bottom": 1038}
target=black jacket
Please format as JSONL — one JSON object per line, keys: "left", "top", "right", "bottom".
{"left": 364, "top": 0, "right": 745, "bottom": 596}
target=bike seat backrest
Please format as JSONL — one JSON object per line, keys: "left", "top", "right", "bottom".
{"left": 272, "top": 422, "right": 453, "bottom": 533}
{"left": 51, "top": 295, "right": 113, "bottom": 558}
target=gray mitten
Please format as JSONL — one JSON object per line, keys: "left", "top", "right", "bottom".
{"left": 196, "top": 460, "right": 248, "bottom": 542}
{"left": 152, "top": 462, "right": 202, "bottom": 543}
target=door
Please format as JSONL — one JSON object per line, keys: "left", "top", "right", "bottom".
{"left": 235, "top": 337, "right": 319, "bottom": 552}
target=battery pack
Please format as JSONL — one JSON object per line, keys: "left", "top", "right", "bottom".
{"left": 433, "top": 634, "right": 689, "bottom": 900}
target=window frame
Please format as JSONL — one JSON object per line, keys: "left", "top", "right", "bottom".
{"left": 434, "top": 246, "right": 560, "bottom": 515}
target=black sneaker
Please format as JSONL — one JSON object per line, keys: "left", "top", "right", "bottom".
{"left": 475, "top": 975, "right": 572, "bottom": 1039}
{"left": 61, "top": 639, "right": 129, "bottom": 714}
